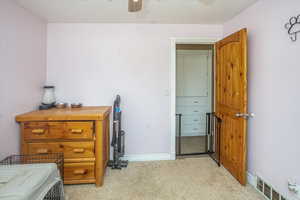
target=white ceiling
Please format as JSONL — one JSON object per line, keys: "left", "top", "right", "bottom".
{"left": 15, "top": 0, "right": 258, "bottom": 24}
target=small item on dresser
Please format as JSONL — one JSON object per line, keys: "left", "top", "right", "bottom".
{"left": 39, "top": 86, "right": 56, "bottom": 110}
{"left": 71, "top": 103, "right": 82, "bottom": 108}
{"left": 42, "top": 86, "right": 56, "bottom": 105}
{"left": 55, "top": 102, "right": 68, "bottom": 109}
{"left": 39, "top": 104, "right": 55, "bottom": 110}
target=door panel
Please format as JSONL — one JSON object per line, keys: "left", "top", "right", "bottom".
{"left": 216, "top": 29, "right": 248, "bottom": 185}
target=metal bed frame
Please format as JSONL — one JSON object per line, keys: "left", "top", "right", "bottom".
{"left": 0, "top": 153, "right": 64, "bottom": 200}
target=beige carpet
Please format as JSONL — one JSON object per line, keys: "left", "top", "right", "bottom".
{"left": 65, "top": 157, "right": 264, "bottom": 200}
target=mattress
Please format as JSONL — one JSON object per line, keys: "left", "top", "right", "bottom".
{"left": 0, "top": 163, "right": 62, "bottom": 200}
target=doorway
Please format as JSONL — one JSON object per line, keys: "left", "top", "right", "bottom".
{"left": 175, "top": 44, "right": 214, "bottom": 156}
{"left": 170, "top": 29, "right": 249, "bottom": 185}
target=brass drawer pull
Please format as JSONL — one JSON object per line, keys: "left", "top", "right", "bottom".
{"left": 37, "top": 148, "right": 50, "bottom": 154}
{"left": 70, "top": 129, "right": 83, "bottom": 134}
{"left": 73, "top": 148, "right": 85, "bottom": 153}
{"left": 32, "top": 129, "right": 45, "bottom": 135}
{"left": 73, "top": 169, "right": 88, "bottom": 175}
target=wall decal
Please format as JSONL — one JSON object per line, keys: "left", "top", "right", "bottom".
{"left": 285, "top": 15, "right": 300, "bottom": 41}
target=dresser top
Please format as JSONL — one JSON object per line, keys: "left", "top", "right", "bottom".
{"left": 16, "top": 106, "right": 111, "bottom": 122}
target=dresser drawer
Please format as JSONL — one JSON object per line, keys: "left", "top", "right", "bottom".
{"left": 65, "top": 122, "right": 94, "bottom": 140}
{"left": 182, "top": 115, "right": 201, "bottom": 125}
{"left": 177, "top": 97, "right": 208, "bottom": 106}
{"left": 23, "top": 122, "right": 94, "bottom": 140}
{"left": 177, "top": 106, "right": 209, "bottom": 115}
{"left": 64, "top": 162, "right": 95, "bottom": 181}
{"left": 23, "top": 122, "right": 64, "bottom": 140}
{"left": 27, "top": 141, "right": 95, "bottom": 159}
{"left": 182, "top": 123, "right": 206, "bottom": 133}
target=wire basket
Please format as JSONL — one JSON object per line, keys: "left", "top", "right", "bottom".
{"left": 0, "top": 153, "right": 64, "bottom": 179}
{"left": 44, "top": 181, "right": 64, "bottom": 200}
{"left": 0, "top": 153, "right": 64, "bottom": 200}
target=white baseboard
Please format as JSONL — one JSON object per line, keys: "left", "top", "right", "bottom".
{"left": 123, "top": 153, "right": 173, "bottom": 162}
{"left": 247, "top": 171, "right": 257, "bottom": 187}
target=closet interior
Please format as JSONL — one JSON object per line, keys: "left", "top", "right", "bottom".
{"left": 176, "top": 44, "right": 214, "bottom": 157}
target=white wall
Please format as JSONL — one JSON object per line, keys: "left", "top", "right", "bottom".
{"left": 47, "top": 23, "right": 223, "bottom": 157}
{"left": 0, "top": 0, "right": 47, "bottom": 159}
{"left": 224, "top": 0, "right": 300, "bottom": 199}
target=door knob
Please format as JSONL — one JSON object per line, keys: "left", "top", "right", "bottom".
{"left": 235, "top": 113, "right": 255, "bottom": 119}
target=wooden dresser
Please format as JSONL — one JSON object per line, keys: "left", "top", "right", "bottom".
{"left": 15, "top": 106, "right": 111, "bottom": 187}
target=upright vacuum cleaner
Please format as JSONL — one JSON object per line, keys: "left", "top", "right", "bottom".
{"left": 108, "top": 95, "right": 128, "bottom": 169}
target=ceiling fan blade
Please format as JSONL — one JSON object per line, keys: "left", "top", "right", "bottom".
{"left": 128, "top": 0, "right": 143, "bottom": 12}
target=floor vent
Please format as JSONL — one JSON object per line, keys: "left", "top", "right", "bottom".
{"left": 257, "top": 177, "right": 264, "bottom": 193}
{"left": 272, "top": 190, "right": 280, "bottom": 200}
{"left": 264, "top": 183, "right": 271, "bottom": 199}
{"left": 256, "top": 176, "right": 288, "bottom": 200}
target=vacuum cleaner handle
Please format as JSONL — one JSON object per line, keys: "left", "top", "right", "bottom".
{"left": 113, "top": 95, "right": 121, "bottom": 120}
{"left": 111, "top": 120, "right": 118, "bottom": 146}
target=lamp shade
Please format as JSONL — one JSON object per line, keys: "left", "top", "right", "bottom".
{"left": 128, "top": 0, "right": 142, "bottom": 12}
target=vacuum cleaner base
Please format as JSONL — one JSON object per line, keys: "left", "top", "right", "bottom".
{"left": 108, "top": 160, "right": 128, "bottom": 170}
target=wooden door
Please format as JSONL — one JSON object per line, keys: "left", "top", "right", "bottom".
{"left": 215, "top": 29, "right": 248, "bottom": 185}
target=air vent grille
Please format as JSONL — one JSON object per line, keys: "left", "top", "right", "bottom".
{"left": 257, "top": 177, "right": 264, "bottom": 192}
{"left": 272, "top": 190, "right": 280, "bottom": 200}
{"left": 264, "top": 183, "right": 271, "bottom": 199}
{"left": 255, "top": 176, "right": 289, "bottom": 200}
